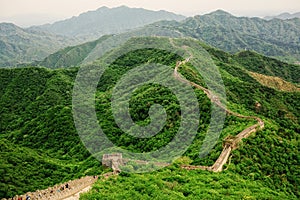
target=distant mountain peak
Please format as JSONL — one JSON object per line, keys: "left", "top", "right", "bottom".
{"left": 209, "top": 9, "right": 233, "bottom": 16}
{"left": 96, "top": 6, "right": 109, "bottom": 11}
{"left": 0, "top": 22, "right": 19, "bottom": 28}
{"left": 33, "top": 6, "right": 185, "bottom": 39}
{"left": 116, "top": 5, "right": 130, "bottom": 9}
{"left": 264, "top": 12, "right": 300, "bottom": 20}
{"left": 0, "top": 22, "right": 22, "bottom": 34}
{"left": 279, "top": 12, "right": 291, "bottom": 16}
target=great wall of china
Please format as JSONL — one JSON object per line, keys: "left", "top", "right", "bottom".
{"left": 5, "top": 39, "right": 265, "bottom": 199}
{"left": 171, "top": 43, "right": 264, "bottom": 172}
{"left": 3, "top": 176, "right": 101, "bottom": 200}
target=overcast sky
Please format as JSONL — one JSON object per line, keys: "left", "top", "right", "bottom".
{"left": 1, "top": 0, "right": 300, "bottom": 27}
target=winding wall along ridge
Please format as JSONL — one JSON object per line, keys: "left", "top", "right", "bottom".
{"left": 171, "top": 39, "right": 264, "bottom": 172}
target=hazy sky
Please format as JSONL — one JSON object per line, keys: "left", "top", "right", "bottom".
{"left": 1, "top": 0, "right": 300, "bottom": 27}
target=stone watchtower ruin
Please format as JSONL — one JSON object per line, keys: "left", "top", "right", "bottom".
{"left": 102, "top": 153, "right": 124, "bottom": 173}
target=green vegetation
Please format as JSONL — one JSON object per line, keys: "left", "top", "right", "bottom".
{"left": 81, "top": 167, "right": 291, "bottom": 200}
{"left": 0, "top": 37, "right": 299, "bottom": 199}
{"left": 85, "top": 38, "right": 299, "bottom": 199}
{"left": 0, "top": 67, "right": 104, "bottom": 197}
{"left": 234, "top": 51, "right": 300, "bottom": 84}
{"left": 35, "top": 35, "right": 112, "bottom": 68}
{"left": 0, "top": 139, "right": 104, "bottom": 197}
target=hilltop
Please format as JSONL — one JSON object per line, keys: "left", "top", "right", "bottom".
{"left": 33, "top": 35, "right": 112, "bottom": 68}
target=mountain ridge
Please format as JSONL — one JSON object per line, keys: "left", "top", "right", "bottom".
{"left": 0, "top": 23, "right": 80, "bottom": 67}
{"left": 0, "top": 6, "right": 186, "bottom": 67}
{"left": 1, "top": 8, "right": 300, "bottom": 67}
{"left": 158, "top": 11, "right": 300, "bottom": 63}
{"left": 30, "top": 6, "right": 185, "bottom": 40}
{"left": 264, "top": 12, "right": 300, "bottom": 20}
{"left": 33, "top": 33, "right": 300, "bottom": 85}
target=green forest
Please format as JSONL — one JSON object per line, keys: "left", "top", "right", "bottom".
{"left": 0, "top": 37, "right": 299, "bottom": 199}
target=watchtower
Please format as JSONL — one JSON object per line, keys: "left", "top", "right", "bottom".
{"left": 102, "top": 153, "right": 123, "bottom": 173}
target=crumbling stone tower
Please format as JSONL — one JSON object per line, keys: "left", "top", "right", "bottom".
{"left": 102, "top": 153, "right": 123, "bottom": 173}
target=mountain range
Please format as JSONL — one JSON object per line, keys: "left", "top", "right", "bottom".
{"left": 157, "top": 10, "right": 300, "bottom": 63}
{"left": 1, "top": 8, "right": 300, "bottom": 68}
{"left": 0, "top": 23, "right": 79, "bottom": 67}
{"left": 31, "top": 6, "right": 185, "bottom": 40}
{"left": 31, "top": 9, "right": 300, "bottom": 69}
{"left": 0, "top": 6, "right": 185, "bottom": 67}
{"left": 264, "top": 12, "right": 300, "bottom": 20}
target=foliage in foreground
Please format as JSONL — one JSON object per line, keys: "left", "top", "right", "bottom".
{"left": 81, "top": 166, "right": 295, "bottom": 200}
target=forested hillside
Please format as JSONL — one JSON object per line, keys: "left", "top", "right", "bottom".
{"left": 264, "top": 12, "right": 300, "bottom": 20}
{"left": 0, "top": 67, "right": 106, "bottom": 197}
{"left": 84, "top": 38, "right": 300, "bottom": 199}
{"left": 34, "top": 35, "right": 112, "bottom": 68}
{"left": 0, "top": 23, "right": 78, "bottom": 67}
{"left": 0, "top": 37, "right": 299, "bottom": 199}
{"left": 156, "top": 10, "right": 300, "bottom": 63}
